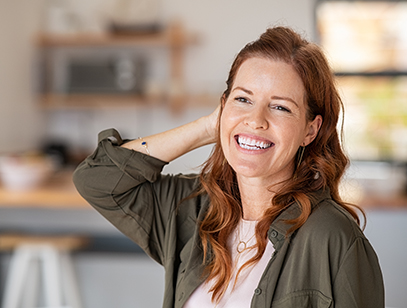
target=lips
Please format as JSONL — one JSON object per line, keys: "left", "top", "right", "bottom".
{"left": 235, "top": 135, "right": 274, "bottom": 150}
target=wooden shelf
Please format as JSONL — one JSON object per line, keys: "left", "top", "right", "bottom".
{"left": 36, "top": 27, "right": 199, "bottom": 48}
{"left": 39, "top": 93, "right": 165, "bottom": 110}
{"left": 39, "top": 93, "right": 220, "bottom": 110}
{"left": 36, "top": 22, "right": 201, "bottom": 110}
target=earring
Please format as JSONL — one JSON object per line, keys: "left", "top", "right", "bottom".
{"left": 297, "top": 146, "right": 305, "bottom": 170}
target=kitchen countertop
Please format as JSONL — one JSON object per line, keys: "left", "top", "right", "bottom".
{"left": 1, "top": 168, "right": 406, "bottom": 210}
{"left": 0, "top": 169, "right": 141, "bottom": 252}
{"left": 359, "top": 195, "right": 407, "bottom": 208}
{"left": 0, "top": 169, "right": 89, "bottom": 209}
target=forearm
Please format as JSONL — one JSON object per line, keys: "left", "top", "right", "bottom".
{"left": 122, "top": 110, "right": 218, "bottom": 162}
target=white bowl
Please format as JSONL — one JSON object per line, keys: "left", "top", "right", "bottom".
{"left": 0, "top": 156, "right": 52, "bottom": 191}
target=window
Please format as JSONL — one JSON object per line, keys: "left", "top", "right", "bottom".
{"left": 316, "top": 0, "right": 407, "bottom": 161}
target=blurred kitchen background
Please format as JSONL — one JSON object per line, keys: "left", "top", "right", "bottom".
{"left": 0, "top": 0, "right": 406, "bottom": 307}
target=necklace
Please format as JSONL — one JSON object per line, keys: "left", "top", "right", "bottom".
{"left": 237, "top": 236, "right": 256, "bottom": 253}
{"left": 236, "top": 220, "right": 257, "bottom": 253}
{"left": 211, "top": 220, "right": 259, "bottom": 308}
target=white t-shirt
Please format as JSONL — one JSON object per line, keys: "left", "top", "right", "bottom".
{"left": 183, "top": 219, "right": 275, "bottom": 308}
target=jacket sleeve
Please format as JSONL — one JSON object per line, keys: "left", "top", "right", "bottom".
{"left": 72, "top": 128, "right": 200, "bottom": 265}
{"left": 332, "top": 236, "right": 385, "bottom": 308}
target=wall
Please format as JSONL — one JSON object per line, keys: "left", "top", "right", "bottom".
{"left": 161, "top": 0, "right": 316, "bottom": 94}
{"left": 0, "top": 0, "right": 46, "bottom": 153}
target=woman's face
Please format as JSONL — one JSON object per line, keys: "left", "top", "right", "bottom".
{"left": 220, "top": 57, "right": 321, "bottom": 186}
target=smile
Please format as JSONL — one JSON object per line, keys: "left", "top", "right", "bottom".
{"left": 236, "top": 135, "right": 274, "bottom": 150}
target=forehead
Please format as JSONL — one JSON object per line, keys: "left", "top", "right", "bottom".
{"left": 233, "top": 57, "right": 306, "bottom": 104}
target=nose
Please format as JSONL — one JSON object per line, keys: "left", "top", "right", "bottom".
{"left": 244, "top": 106, "right": 269, "bottom": 130}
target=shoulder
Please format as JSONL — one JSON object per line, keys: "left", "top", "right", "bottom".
{"left": 308, "top": 198, "right": 363, "bottom": 237}
{"left": 295, "top": 196, "right": 366, "bottom": 254}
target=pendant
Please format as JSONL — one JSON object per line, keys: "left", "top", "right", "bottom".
{"left": 237, "top": 241, "right": 247, "bottom": 253}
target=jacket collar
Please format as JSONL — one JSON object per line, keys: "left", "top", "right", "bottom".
{"left": 267, "top": 189, "right": 331, "bottom": 250}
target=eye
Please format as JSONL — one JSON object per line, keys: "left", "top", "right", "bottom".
{"left": 273, "top": 105, "right": 291, "bottom": 113}
{"left": 235, "top": 96, "right": 251, "bottom": 104}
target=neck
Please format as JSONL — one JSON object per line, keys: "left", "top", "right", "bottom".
{"left": 237, "top": 176, "right": 278, "bottom": 221}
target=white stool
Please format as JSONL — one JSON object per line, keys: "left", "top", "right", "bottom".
{"left": 1, "top": 235, "right": 87, "bottom": 308}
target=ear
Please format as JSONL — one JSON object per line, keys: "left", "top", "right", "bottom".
{"left": 303, "top": 115, "right": 323, "bottom": 146}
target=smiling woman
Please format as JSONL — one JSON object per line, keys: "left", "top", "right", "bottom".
{"left": 73, "top": 26, "right": 384, "bottom": 308}
{"left": 220, "top": 58, "right": 322, "bottom": 193}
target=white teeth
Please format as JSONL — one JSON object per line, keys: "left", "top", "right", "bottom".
{"left": 238, "top": 136, "right": 272, "bottom": 150}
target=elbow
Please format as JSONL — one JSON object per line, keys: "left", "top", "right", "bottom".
{"left": 72, "top": 161, "right": 93, "bottom": 202}
{"left": 72, "top": 160, "right": 126, "bottom": 209}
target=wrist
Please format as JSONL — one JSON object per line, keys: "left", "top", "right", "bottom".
{"left": 201, "top": 115, "right": 217, "bottom": 145}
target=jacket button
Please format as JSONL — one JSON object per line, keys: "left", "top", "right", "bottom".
{"left": 270, "top": 230, "right": 278, "bottom": 238}
{"left": 254, "top": 288, "right": 262, "bottom": 295}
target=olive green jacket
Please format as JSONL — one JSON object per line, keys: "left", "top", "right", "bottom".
{"left": 73, "top": 128, "right": 384, "bottom": 308}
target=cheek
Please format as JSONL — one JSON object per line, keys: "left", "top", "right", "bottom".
{"left": 219, "top": 116, "right": 230, "bottom": 151}
{"left": 219, "top": 109, "right": 239, "bottom": 158}
{"left": 220, "top": 104, "right": 244, "bottom": 131}
{"left": 219, "top": 107, "right": 233, "bottom": 136}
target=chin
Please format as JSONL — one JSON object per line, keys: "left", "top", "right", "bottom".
{"left": 228, "top": 162, "right": 266, "bottom": 179}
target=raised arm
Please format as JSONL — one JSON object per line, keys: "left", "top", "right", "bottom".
{"left": 121, "top": 105, "right": 220, "bottom": 162}
{"left": 73, "top": 106, "right": 220, "bottom": 263}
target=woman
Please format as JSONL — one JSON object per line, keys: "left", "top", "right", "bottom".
{"left": 73, "top": 26, "right": 384, "bottom": 308}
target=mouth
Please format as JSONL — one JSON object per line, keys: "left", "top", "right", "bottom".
{"left": 235, "top": 135, "right": 274, "bottom": 151}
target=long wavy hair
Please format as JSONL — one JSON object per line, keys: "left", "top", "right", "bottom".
{"left": 198, "top": 26, "right": 364, "bottom": 302}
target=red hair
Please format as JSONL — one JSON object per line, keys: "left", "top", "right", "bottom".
{"left": 198, "top": 26, "right": 364, "bottom": 302}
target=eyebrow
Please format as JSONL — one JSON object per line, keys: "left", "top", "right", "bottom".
{"left": 232, "top": 86, "right": 299, "bottom": 107}
{"left": 271, "top": 95, "right": 299, "bottom": 108}
{"left": 232, "top": 86, "right": 253, "bottom": 95}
